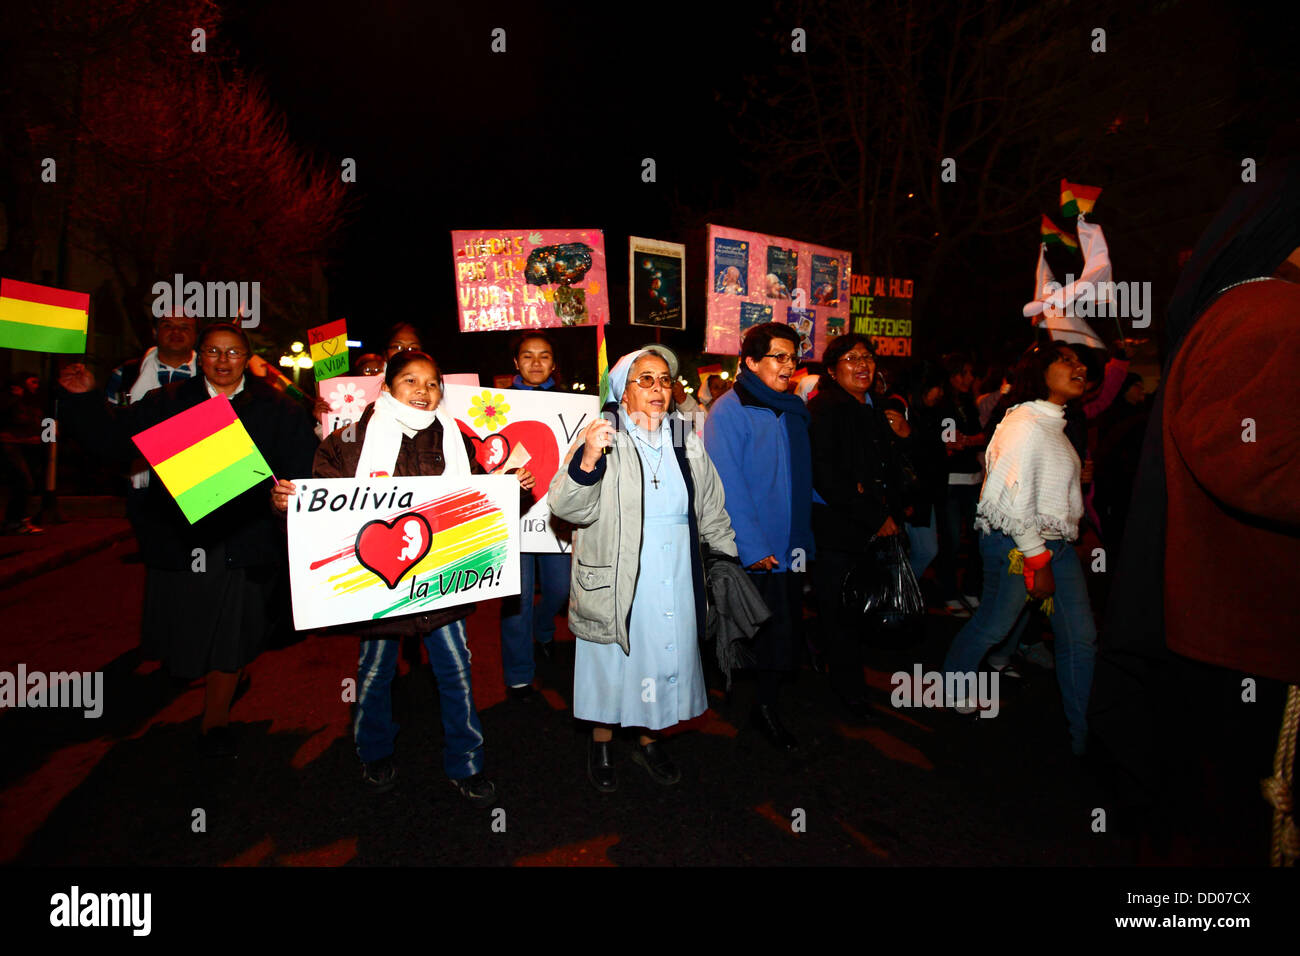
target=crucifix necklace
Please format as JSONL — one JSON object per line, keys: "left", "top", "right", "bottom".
{"left": 634, "top": 432, "right": 664, "bottom": 489}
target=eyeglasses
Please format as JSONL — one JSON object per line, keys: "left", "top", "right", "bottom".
{"left": 763, "top": 352, "right": 798, "bottom": 366}
{"left": 633, "top": 372, "right": 673, "bottom": 389}
{"left": 839, "top": 352, "right": 875, "bottom": 367}
{"left": 200, "top": 347, "right": 248, "bottom": 360}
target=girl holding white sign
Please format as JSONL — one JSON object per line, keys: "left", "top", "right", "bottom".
{"left": 272, "top": 350, "right": 533, "bottom": 805}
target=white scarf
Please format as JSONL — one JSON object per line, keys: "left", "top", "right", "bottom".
{"left": 356, "top": 391, "right": 471, "bottom": 479}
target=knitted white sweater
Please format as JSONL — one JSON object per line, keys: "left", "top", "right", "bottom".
{"left": 973, "top": 400, "right": 1082, "bottom": 558}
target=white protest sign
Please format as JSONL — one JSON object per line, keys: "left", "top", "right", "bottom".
{"left": 317, "top": 374, "right": 383, "bottom": 436}
{"left": 286, "top": 475, "right": 520, "bottom": 631}
{"left": 441, "top": 384, "right": 599, "bottom": 553}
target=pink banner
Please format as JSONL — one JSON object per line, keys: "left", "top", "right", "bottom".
{"left": 704, "top": 224, "right": 852, "bottom": 361}
{"left": 452, "top": 229, "right": 609, "bottom": 332}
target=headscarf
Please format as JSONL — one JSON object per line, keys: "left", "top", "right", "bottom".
{"left": 608, "top": 345, "right": 678, "bottom": 404}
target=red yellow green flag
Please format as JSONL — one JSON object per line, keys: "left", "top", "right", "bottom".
{"left": 132, "top": 396, "right": 273, "bottom": 524}
{"left": 308, "top": 319, "right": 349, "bottom": 380}
{"left": 1040, "top": 215, "right": 1079, "bottom": 250}
{"left": 596, "top": 319, "right": 610, "bottom": 406}
{"left": 696, "top": 363, "right": 723, "bottom": 376}
{"left": 1060, "top": 180, "right": 1102, "bottom": 218}
{"left": 0, "top": 278, "right": 89, "bottom": 353}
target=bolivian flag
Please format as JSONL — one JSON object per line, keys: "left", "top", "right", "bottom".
{"left": 308, "top": 318, "right": 349, "bottom": 381}
{"left": 596, "top": 318, "right": 610, "bottom": 406}
{"left": 0, "top": 278, "right": 89, "bottom": 353}
{"left": 132, "top": 396, "right": 273, "bottom": 523}
{"left": 1060, "top": 180, "right": 1102, "bottom": 218}
{"left": 1041, "top": 215, "right": 1079, "bottom": 250}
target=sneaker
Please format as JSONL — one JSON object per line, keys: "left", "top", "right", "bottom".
{"left": 962, "top": 593, "right": 981, "bottom": 609}
{"left": 361, "top": 756, "right": 398, "bottom": 793}
{"left": 944, "top": 599, "right": 972, "bottom": 618}
{"left": 450, "top": 772, "right": 496, "bottom": 807}
{"left": 1020, "top": 641, "right": 1056, "bottom": 671}
{"left": 989, "top": 660, "right": 1022, "bottom": 679}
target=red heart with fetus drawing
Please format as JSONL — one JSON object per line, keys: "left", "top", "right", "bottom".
{"left": 457, "top": 420, "right": 560, "bottom": 501}
{"left": 354, "top": 512, "right": 432, "bottom": 589}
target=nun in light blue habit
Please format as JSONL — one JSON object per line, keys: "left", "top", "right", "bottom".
{"left": 551, "top": 345, "right": 738, "bottom": 791}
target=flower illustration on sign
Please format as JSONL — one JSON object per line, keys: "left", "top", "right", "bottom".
{"left": 327, "top": 381, "right": 367, "bottom": 413}
{"left": 470, "top": 391, "right": 511, "bottom": 430}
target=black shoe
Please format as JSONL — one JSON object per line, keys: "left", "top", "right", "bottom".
{"left": 630, "top": 739, "right": 681, "bottom": 786}
{"left": 507, "top": 683, "right": 539, "bottom": 702}
{"left": 361, "top": 756, "right": 398, "bottom": 793}
{"left": 199, "top": 725, "right": 238, "bottom": 758}
{"left": 587, "top": 738, "right": 617, "bottom": 792}
{"left": 751, "top": 704, "right": 801, "bottom": 752}
{"left": 450, "top": 772, "right": 497, "bottom": 807}
{"left": 534, "top": 640, "right": 555, "bottom": 663}
{"left": 835, "top": 691, "right": 876, "bottom": 723}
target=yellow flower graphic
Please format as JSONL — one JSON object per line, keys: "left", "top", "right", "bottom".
{"left": 470, "top": 391, "right": 511, "bottom": 430}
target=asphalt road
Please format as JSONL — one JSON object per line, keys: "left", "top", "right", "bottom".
{"left": 0, "top": 537, "right": 1272, "bottom": 866}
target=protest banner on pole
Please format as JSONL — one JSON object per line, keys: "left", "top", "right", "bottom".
{"left": 451, "top": 229, "right": 608, "bottom": 331}
{"left": 848, "top": 275, "right": 915, "bottom": 357}
{"left": 286, "top": 475, "right": 521, "bottom": 631}
{"left": 441, "top": 383, "right": 599, "bottom": 553}
{"left": 704, "top": 225, "right": 851, "bottom": 360}
{"left": 628, "top": 237, "right": 686, "bottom": 329}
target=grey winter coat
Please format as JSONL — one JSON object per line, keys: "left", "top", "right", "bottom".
{"left": 548, "top": 417, "right": 738, "bottom": 655}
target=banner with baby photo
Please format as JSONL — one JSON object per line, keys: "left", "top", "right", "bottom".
{"left": 441, "top": 383, "right": 600, "bottom": 554}
{"left": 286, "top": 475, "right": 521, "bottom": 631}
{"left": 451, "top": 228, "right": 609, "bottom": 331}
{"left": 704, "top": 224, "right": 852, "bottom": 361}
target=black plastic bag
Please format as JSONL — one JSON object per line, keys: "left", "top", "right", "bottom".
{"left": 842, "top": 533, "right": 926, "bottom": 633}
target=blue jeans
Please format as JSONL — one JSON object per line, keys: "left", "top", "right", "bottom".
{"left": 499, "top": 552, "right": 571, "bottom": 686}
{"left": 354, "top": 618, "right": 485, "bottom": 779}
{"left": 943, "top": 531, "right": 1096, "bottom": 753}
{"left": 905, "top": 506, "right": 939, "bottom": 579}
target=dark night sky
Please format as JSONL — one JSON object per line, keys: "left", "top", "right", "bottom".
{"left": 217, "top": 0, "right": 1298, "bottom": 383}
{"left": 221, "top": 0, "right": 766, "bottom": 382}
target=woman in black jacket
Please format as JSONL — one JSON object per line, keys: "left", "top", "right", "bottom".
{"left": 808, "top": 334, "right": 906, "bottom": 720}
{"left": 58, "top": 322, "right": 319, "bottom": 757}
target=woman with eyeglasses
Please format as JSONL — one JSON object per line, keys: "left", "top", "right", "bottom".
{"left": 550, "top": 346, "right": 738, "bottom": 793}
{"left": 58, "top": 322, "right": 319, "bottom": 757}
{"left": 807, "top": 334, "right": 907, "bottom": 721}
{"left": 941, "top": 341, "right": 1097, "bottom": 755}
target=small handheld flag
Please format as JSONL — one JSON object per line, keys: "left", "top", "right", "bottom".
{"left": 0, "top": 278, "right": 89, "bottom": 353}
{"left": 308, "top": 319, "right": 349, "bottom": 380}
{"left": 1060, "top": 180, "right": 1102, "bottom": 219}
{"left": 132, "top": 396, "right": 274, "bottom": 524}
{"left": 1040, "top": 215, "right": 1079, "bottom": 250}
{"left": 596, "top": 318, "right": 610, "bottom": 407}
